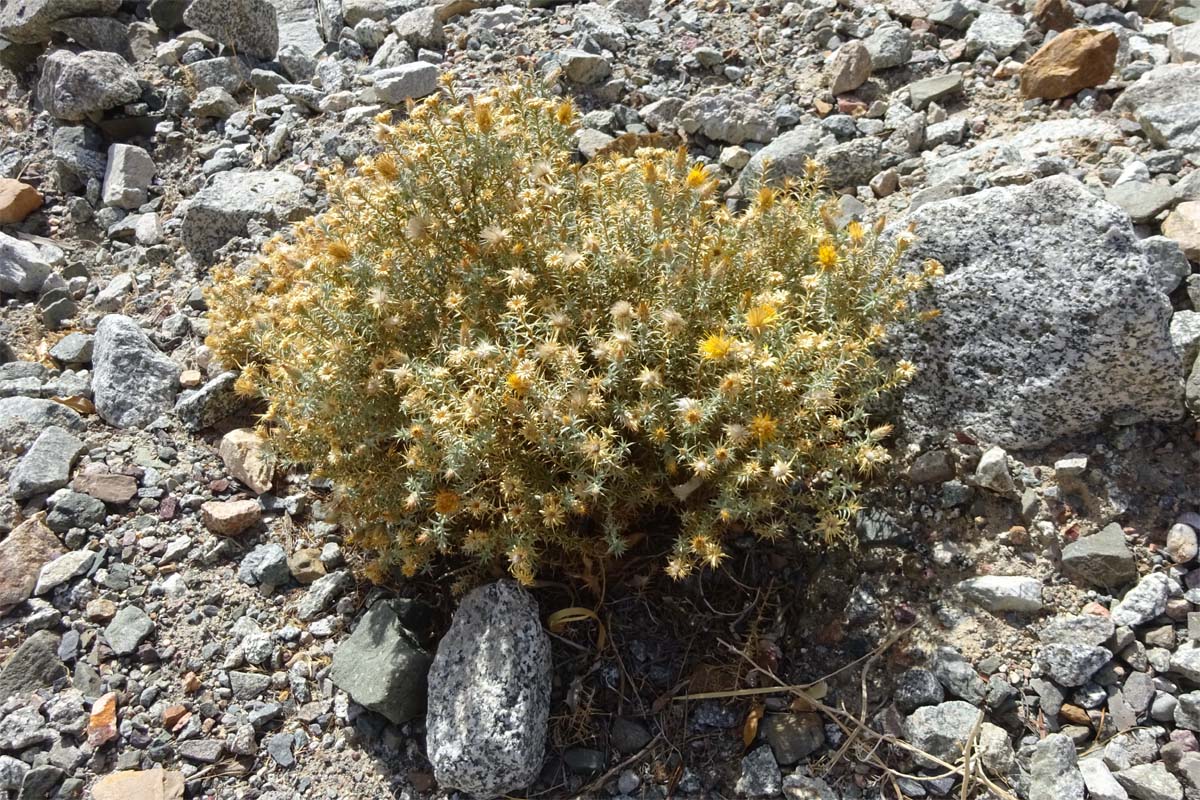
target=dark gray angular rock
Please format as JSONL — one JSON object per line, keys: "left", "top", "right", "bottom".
{"left": 296, "top": 570, "right": 352, "bottom": 620}
{"left": 1061, "top": 524, "right": 1137, "bottom": 588}
{"left": 762, "top": 712, "right": 823, "bottom": 766}
{"left": 48, "top": 15, "right": 131, "bottom": 57}
{"left": 427, "top": 581, "right": 551, "bottom": 798}
{"left": 0, "top": 396, "right": 83, "bottom": 454}
{"left": 1114, "top": 65, "right": 1200, "bottom": 153}
{"left": 909, "top": 449, "right": 955, "bottom": 483}
{"left": 909, "top": 72, "right": 964, "bottom": 109}
{"left": 183, "top": 0, "right": 280, "bottom": 60}
{"left": 902, "top": 700, "right": 980, "bottom": 763}
{"left": 36, "top": 50, "right": 141, "bottom": 122}
{"left": 330, "top": 599, "right": 432, "bottom": 724}
{"left": 93, "top": 314, "right": 179, "bottom": 428}
{"left": 0, "top": 232, "right": 51, "bottom": 295}
{"left": 1114, "top": 763, "right": 1184, "bottom": 800}
{"left": 174, "top": 371, "right": 241, "bottom": 431}
{"left": 0, "top": 0, "right": 120, "bottom": 43}
{"left": 46, "top": 490, "right": 105, "bottom": 532}
{"left": 1030, "top": 733, "right": 1085, "bottom": 800}
{"left": 266, "top": 732, "right": 295, "bottom": 767}
{"left": 931, "top": 647, "right": 986, "bottom": 703}
{"left": 179, "top": 170, "right": 307, "bottom": 265}
{"left": 895, "top": 667, "right": 945, "bottom": 714}
{"left": 895, "top": 175, "right": 1183, "bottom": 450}
{"left": 51, "top": 125, "right": 106, "bottom": 189}
{"left": 1038, "top": 614, "right": 1115, "bottom": 647}
{"left": 238, "top": 543, "right": 291, "bottom": 588}
{"left": 0, "top": 631, "right": 65, "bottom": 701}
{"left": 8, "top": 426, "right": 86, "bottom": 499}
{"left": 149, "top": 0, "right": 188, "bottom": 30}
{"left": 49, "top": 333, "right": 93, "bottom": 364}
{"left": 178, "top": 739, "right": 224, "bottom": 763}
{"left": 1035, "top": 643, "right": 1112, "bottom": 687}
{"left": 1106, "top": 181, "right": 1178, "bottom": 224}
{"left": 104, "top": 606, "right": 153, "bottom": 655}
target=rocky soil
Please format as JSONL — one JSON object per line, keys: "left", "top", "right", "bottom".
{"left": 2, "top": 0, "right": 1200, "bottom": 797}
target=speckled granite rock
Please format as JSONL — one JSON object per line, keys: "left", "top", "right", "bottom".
{"left": 93, "top": 315, "right": 181, "bottom": 428}
{"left": 895, "top": 174, "right": 1183, "bottom": 449}
{"left": 35, "top": 50, "right": 141, "bottom": 122}
{"left": 0, "top": 0, "right": 120, "bottom": 43}
{"left": 426, "top": 581, "right": 551, "bottom": 799}
{"left": 183, "top": 0, "right": 280, "bottom": 59}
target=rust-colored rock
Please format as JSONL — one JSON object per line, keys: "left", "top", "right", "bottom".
{"left": 0, "top": 179, "right": 42, "bottom": 224}
{"left": 200, "top": 499, "right": 261, "bottom": 535}
{"left": 1033, "top": 0, "right": 1074, "bottom": 31}
{"left": 0, "top": 515, "right": 62, "bottom": 614}
{"left": 1020, "top": 28, "right": 1118, "bottom": 100}
{"left": 74, "top": 471, "right": 139, "bottom": 504}
{"left": 88, "top": 691, "right": 119, "bottom": 747}
{"left": 162, "top": 703, "right": 189, "bottom": 730}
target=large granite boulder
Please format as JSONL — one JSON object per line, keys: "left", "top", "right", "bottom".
{"left": 895, "top": 174, "right": 1183, "bottom": 448}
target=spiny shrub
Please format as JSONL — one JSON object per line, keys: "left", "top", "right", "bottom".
{"left": 205, "top": 77, "right": 940, "bottom": 585}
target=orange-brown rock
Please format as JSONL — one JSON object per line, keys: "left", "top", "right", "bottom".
{"left": 88, "top": 691, "right": 119, "bottom": 747}
{"left": 1033, "top": 0, "right": 1074, "bottom": 31}
{"left": 0, "top": 179, "right": 42, "bottom": 224}
{"left": 91, "top": 768, "right": 185, "bottom": 800}
{"left": 0, "top": 515, "right": 62, "bottom": 614}
{"left": 1020, "top": 29, "right": 1118, "bottom": 100}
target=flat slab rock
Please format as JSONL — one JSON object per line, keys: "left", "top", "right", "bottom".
{"left": 179, "top": 170, "right": 307, "bottom": 265}
{"left": 426, "top": 580, "right": 552, "bottom": 799}
{"left": 895, "top": 174, "right": 1183, "bottom": 449}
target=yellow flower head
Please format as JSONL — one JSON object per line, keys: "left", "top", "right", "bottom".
{"left": 745, "top": 303, "right": 778, "bottom": 334}
{"left": 817, "top": 241, "right": 839, "bottom": 270}
{"left": 846, "top": 220, "right": 864, "bottom": 246}
{"left": 698, "top": 332, "right": 732, "bottom": 361}
{"left": 754, "top": 187, "right": 776, "bottom": 212}
{"left": 749, "top": 413, "right": 779, "bottom": 444}
{"left": 685, "top": 164, "right": 709, "bottom": 190}
{"left": 506, "top": 371, "right": 531, "bottom": 394}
